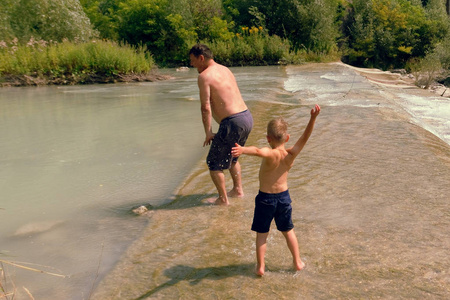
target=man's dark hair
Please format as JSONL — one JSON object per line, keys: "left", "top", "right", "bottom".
{"left": 189, "top": 44, "right": 213, "bottom": 59}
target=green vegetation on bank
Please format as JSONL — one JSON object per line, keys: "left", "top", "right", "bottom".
{"left": 0, "top": 0, "right": 449, "bottom": 85}
{"left": 0, "top": 39, "right": 155, "bottom": 85}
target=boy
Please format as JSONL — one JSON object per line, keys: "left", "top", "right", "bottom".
{"left": 231, "top": 104, "right": 321, "bottom": 276}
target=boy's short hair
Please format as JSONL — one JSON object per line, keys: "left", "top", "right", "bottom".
{"left": 267, "top": 117, "right": 288, "bottom": 142}
{"left": 189, "top": 44, "right": 213, "bottom": 59}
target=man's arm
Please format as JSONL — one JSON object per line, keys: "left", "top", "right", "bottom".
{"left": 198, "top": 76, "right": 215, "bottom": 146}
{"left": 288, "top": 104, "right": 321, "bottom": 159}
{"left": 231, "top": 143, "right": 273, "bottom": 158}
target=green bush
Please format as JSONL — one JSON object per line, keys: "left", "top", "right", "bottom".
{"left": 209, "top": 28, "right": 291, "bottom": 66}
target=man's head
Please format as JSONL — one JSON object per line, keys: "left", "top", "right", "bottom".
{"left": 189, "top": 44, "right": 213, "bottom": 59}
{"left": 267, "top": 117, "right": 289, "bottom": 146}
{"left": 189, "top": 44, "right": 213, "bottom": 73}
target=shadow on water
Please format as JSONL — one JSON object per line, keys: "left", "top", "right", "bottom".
{"left": 134, "top": 263, "right": 255, "bottom": 300}
{"left": 112, "top": 193, "right": 219, "bottom": 216}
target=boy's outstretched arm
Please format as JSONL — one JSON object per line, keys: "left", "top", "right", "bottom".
{"left": 231, "top": 143, "right": 272, "bottom": 158}
{"left": 288, "top": 104, "right": 321, "bottom": 158}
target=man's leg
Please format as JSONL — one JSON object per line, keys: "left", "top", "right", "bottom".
{"left": 209, "top": 170, "right": 229, "bottom": 205}
{"left": 228, "top": 161, "right": 244, "bottom": 198}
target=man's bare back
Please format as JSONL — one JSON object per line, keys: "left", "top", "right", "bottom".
{"left": 198, "top": 63, "right": 248, "bottom": 123}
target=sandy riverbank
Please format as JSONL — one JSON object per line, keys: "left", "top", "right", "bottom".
{"left": 0, "top": 72, "right": 172, "bottom": 87}
{"left": 337, "top": 62, "right": 449, "bottom": 97}
{"left": 91, "top": 62, "right": 450, "bottom": 299}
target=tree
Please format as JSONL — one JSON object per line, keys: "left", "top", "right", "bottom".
{"left": 6, "top": 0, "right": 95, "bottom": 42}
{"left": 342, "top": 0, "right": 443, "bottom": 69}
{"left": 80, "top": 0, "right": 120, "bottom": 40}
{"left": 116, "top": 0, "right": 199, "bottom": 65}
{"left": 227, "top": 0, "right": 340, "bottom": 53}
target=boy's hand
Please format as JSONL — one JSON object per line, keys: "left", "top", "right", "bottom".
{"left": 231, "top": 143, "right": 243, "bottom": 158}
{"left": 311, "top": 104, "right": 321, "bottom": 118}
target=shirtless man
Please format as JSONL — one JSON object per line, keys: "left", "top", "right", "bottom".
{"left": 189, "top": 44, "right": 253, "bottom": 205}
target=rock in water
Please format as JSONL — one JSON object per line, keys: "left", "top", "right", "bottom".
{"left": 132, "top": 205, "right": 149, "bottom": 215}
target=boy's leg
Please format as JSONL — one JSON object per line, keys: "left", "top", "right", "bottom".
{"left": 228, "top": 161, "right": 244, "bottom": 198}
{"left": 255, "top": 232, "right": 269, "bottom": 276}
{"left": 281, "top": 229, "right": 305, "bottom": 271}
{"left": 209, "top": 170, "right": 229, "bottom": 205}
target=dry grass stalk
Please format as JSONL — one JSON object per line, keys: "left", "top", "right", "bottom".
{"left": 0, "top": 259, "right": 65, "bottom": 278}
{"left": 1, "top": 258, "right": 67, "bottom": 300}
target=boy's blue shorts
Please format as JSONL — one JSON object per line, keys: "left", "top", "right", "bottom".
{"left": 251, "top": 190, "right": 294, "bottom": 233}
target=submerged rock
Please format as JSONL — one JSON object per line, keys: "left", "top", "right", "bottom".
{"left": 13, "top": 220, "right": 63, "bottom": 236}
{"left": 132, "top": 204, "right": 153, "bottom": 216}
{"left": 176, "top": 67, "right": 189, "bottom": 72}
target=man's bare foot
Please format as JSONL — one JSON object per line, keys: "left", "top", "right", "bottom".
{"left": 295, "top": 260, "right": 305, "bottom": 271}
{"left": 255, "top": 263, "right": 265, "bottom": 276}
{"left": 205, "top": 197, "right": 229, "bottom": 206}
{"left": 227, "top": 188, "right": 244, "bottom": 198}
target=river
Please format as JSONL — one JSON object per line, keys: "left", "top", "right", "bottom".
{"left": 1, "top": 63, "right": 449, "bottom": 299}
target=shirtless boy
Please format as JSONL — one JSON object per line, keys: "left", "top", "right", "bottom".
{"left": 189, "top": 44, "right": 253, "bottom": 205}
{"left": 231, "top": 104, "right": 321, "bottom": 275}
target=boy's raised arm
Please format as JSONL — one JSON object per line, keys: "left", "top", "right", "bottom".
{"left": 288, "top": 104, "right": 321, "bottom": 158}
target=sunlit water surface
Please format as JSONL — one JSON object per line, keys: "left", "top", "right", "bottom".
{"left": 1, "top": 64, "right": 449, "bottom": 299}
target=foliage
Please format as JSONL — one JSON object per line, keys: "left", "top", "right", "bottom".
{"left": 80, "top": 0, "right": 120, "bottom": 40}
{"left": 407, "top": 51, "right": 443, "bottom": 89}
{"left": 222, "top": 0, "right": 341, "bottom": 53}
{"left": 0, "top": 0, "right": 95, "bottom": 43}
{"left": 211, "top": 27, "right": 291, "bottom": 66}
{"left": 0, "top": 39, "right": 154, "bottom": 78}
{"left": 1, "top": 0, "right": 450, "bottom": 75}
{"left": 342, "top": 0, "right": 449, "bottom": 70}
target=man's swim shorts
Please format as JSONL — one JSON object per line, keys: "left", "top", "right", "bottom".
{"left": 251, "top": 190, "right": 294, "bottom": 233}
{"left": 207, "top": 109, "right": 253, "bottom": 171}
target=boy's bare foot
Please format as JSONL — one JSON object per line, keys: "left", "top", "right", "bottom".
{"left": 205, "top": 197, "right": 229, "bottom": 206}
{"left": 255, "top": 263, "right": 265, "bottom": 276}
{"left": 227, "top": 188, "right": 244, "bottom": 198}
{"left": 295, "top": 260, "right": 305, "bottom": 271}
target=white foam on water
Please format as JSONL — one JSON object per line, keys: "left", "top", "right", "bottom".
{"left": 284, "top": 65, "right": 450, "bottom": 146}
{"left": 395, "top": 93, "right": 450, "bottom": 145}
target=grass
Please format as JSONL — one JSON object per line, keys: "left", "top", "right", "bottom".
{"left": 0, "top": 38, "right": 155, "bottom": 84}
{"left": 0, "top": 258, "right": 67, "bottom": 300}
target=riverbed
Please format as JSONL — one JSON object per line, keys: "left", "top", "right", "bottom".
{"left": 1, "top": 63, "right": 449, "bottom": 299}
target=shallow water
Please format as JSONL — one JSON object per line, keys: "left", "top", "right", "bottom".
{"left": 93, "top": 64, "right": 450, "bottom": 299}
{"left": 0, "top": 73, "right": 206, "bottom": 298}
{"left": 1, "top": 64, "right": 450, "bottom": 299}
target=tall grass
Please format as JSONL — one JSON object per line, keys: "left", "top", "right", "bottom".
{"left": 0, "top": 38, "right": 154, "bottom": 78}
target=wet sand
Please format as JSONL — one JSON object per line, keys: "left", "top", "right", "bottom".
{"left": 92, "top": 65, "right": 450, "bottom": 299}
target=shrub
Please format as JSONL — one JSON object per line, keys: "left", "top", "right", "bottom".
{"left": 0, "top": 39, "right": 154, "bottom": 77}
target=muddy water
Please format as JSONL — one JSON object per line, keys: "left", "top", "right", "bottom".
{"left": 92, "top": 64, "right": 450, "bottom": 299}
{"left": 0, "top": 76, "right": 206, "bottom": 299}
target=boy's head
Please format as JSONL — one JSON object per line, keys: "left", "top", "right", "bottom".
{"left": 267, "top": 117, "right": 289, "bottom": 146}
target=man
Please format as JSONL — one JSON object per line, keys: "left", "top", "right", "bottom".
{"left": 189, "top": 44, "right": 253, "bottom": 205}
